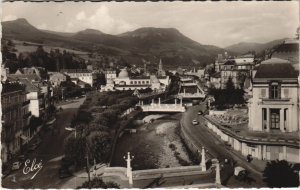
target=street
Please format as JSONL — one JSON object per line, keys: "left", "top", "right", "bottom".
{"left": 181, "top": 103, "right": 266, "bottom": 187}
{"left": 2, "top": 98, "right": 85, "bottom": 189}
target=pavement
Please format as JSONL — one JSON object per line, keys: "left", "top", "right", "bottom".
{"left": 2, "top": 97, "right": 86, "bottom": 189}
{"left": 181, "top": 103, "right": 266, "bottom": 188}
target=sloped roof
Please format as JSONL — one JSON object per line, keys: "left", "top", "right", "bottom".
{"left": 17, "top": 78, "right": 40, "bottom": 92}
{"left": 9, "top": 74, "right": 41, "bottom": 82}
{"left": 211, "top": 72, "right": 221, "bottom": 78}
{"left": 261, "top": 58, "right": 290, "bottom": 64}
{"left": 223, "top": 60, "right": 236, "bottom": 65}
{"left": 255, "top": 62, "right": 299, "bottom": 79}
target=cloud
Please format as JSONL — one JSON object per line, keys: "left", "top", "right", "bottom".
{"left": 61, "top": 5, "right": 139, "bottom": 34}
{"left": 76, "top": 11, "right": 86, "bottom": 20}
{"left": 2, "top": 15, "right": 17, "bottom": 21}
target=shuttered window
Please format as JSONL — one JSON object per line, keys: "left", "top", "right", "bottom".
{"left": 269, "top": 82, "right": 281, "bottom": 99}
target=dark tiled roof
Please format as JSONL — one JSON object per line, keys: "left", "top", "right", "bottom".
{"left": 255, "top": 63, "right": 299, "bottom": 79}
{"left": 9, "top": 74, "right": 41, "bottom": 82}
{"left": 223, "top": 60, "right": 236, "bottom": 65}
{"left": 130, "top": 76, "right": 151, "bottom": 80}
{"left": 211, "top": 72, "right": 221, "bottom": 78}
{"left": 2, "top": 82, "right": 25, "bottom": 94}
{"left": 18, "top": 78, "right": 40, "bottom": 92}
{"left": 115, "top": 84, "right": 151, "bottom": 87}
{"left": 62, "top": 69, "right": 91, "bottom": 73}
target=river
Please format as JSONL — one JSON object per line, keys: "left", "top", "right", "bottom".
{"left": 110, "top": 113, "right": 198, "bottom": 170}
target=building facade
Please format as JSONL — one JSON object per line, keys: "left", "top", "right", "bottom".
{"left": 249, "top": 59, "right": 299, "bottom": 132}
{"left": 247, "top": 58, "right": 299, "bottom": 162}
{"left": 62, "top": 69, "right": 96, "bottom": 87}
{"left": 101, "top": 68, "right": 170, "bottom": 92}
{"left": 220, "top": 60, "right": 254, "bottom": 89}
{"left": 1, "top": 82, "right": 31, "bottom": 163}
{"left": 49, "top": 72, "right": 68, "bottom": 87}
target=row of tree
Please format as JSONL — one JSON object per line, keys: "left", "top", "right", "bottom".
{"left": 2, "top": 40, "right": 86, "bottom": 72}
{"left": 208, "top": 77, "right": 245, "bottom": 109}
{"left": 64, "top": 90, "right": 139, "bottom": 168}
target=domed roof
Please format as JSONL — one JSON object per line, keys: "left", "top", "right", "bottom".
{"left": 118, "top": 69, "right": 129, "bottom": 78}
{"left": 107, "top": 78, "right": 114, "bottom": 84}
{"left": 150, "top": 75, "right": 160, "bottom": 83}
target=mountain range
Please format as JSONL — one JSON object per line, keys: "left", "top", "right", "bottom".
{"left": 2, "top": 18, "right": 231, "bottom": 67}
{"left": 2, "top": 18, "right": 286, "bottom": 67}
{"left": 225, "top": 39, "right": 286, "bottom": 55}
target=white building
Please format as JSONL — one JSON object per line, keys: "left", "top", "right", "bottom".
{"left": 101, "top": 68, "right": 170, "bottom": 92}
{"left": 247, "top": 58, "right": 299, "bottom": 162}
{"left": 104, "top": 70, "right": 117, "bottom": 80}
{"left": 49, "top": 72, "right": 68, "bottom": 87}
{"left": 62, "top": 69, "right": 96, "bottom": 87}
{"left": 234, "top": 54, "right": 255, "bottom": 64}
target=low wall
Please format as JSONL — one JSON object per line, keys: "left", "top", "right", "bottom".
{"left": 209, "top": 110, "right": 226, "bottom": 115}
{"left": 103, "top": 166, "right": 211, "bottom": 181}
{"left": 204, "top": 117, "right": 300, "bottom": 163}
{"left": 180, "top": 120, "right": 213, "bottom": 161}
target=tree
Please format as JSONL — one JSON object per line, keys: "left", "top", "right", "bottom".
{"left": 226, "top": 76, "right": 235, "bottom": 91}
{"left": 87, "top": 131, "right": 112, "bottom": 163}
{"left": 77, "top": 177, "right": 119, "bottom": 189}
{"left": 46, "top": 104, "right": 57, "bottom": 117}
{"left": 237, "top": 71, "right": 248, "bottom": 89}
{"left": 64, "top": 136, "right": 87, "bottom": 167}
{"left": 263, "top": 160, "right": 299, "bottom": 187}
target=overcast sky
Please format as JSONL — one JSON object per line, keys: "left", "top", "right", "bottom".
{"left": 2, "top": 1, "right": 299, "bottom": 47}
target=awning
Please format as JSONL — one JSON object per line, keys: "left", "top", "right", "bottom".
{"left": 19, "top": 134, "right": 28, "bottom": 141}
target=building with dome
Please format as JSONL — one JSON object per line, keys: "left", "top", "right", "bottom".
{"left": 246, "top": 57, "right": 300, "bottom": 162}
{"left": 100, "top": 68, "right": 170, "bottom": 92}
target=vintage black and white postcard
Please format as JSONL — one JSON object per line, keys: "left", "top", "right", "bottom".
{"left": 1, "top": 0, "right": 299, "bottom": 189}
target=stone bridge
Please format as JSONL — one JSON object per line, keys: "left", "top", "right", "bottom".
{"left": 101, "top": 151, "right": 221, "bottom": 188}
{"left": 139, "top": 98, "right": 186, "bottom": 113}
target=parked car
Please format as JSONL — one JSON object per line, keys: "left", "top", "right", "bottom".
{"left": 11, "top": 162, "right": 22, "bottom": 170}
{"left": 198, "top": 111, "right": 203, "bottom": 115}
{"left": 192, "top": 119, "right": 199, "bottom": 125}
{"left": 234, "top": 166, "right": 248, "bottom": 181}
{"left": 58, "top": 167, "right": 72, "bottom": 179}
{"left": 61, "top": 157, "right": 74, "bottom": 168}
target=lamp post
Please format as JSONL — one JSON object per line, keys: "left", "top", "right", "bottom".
{"left": 85, "top": 143, "right": 91, "bottom": 189}
{"left": 211, "top": 159, "right": 221, "bottom": 186}
{"left": 123, "top": 152, "right": 134, "bottom": 187}
{"left": 200, "top": 147, "right": 207, "bottom": 171}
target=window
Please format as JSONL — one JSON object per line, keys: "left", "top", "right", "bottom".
{"left": 269, "top": 82, "right": 281, "bottom": 99}
{"left": 270, "top": 109, "right": 280, "bottom": 129}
